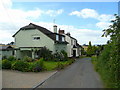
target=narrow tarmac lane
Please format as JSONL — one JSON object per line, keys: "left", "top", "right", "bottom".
{"left": 38, "top": 58, "right": 103, "bottom": 88}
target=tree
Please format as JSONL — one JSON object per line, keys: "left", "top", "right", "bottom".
{"left": 96, "top": 45, "right": 105, "bottom": 56}
{"left": 86, "top": 41, "right": 94, "bottom": 56}
{"left": 92, "top": 45, "right": 97, "bottom": 55}
{"left": 98, "top": 14, "right": 120, "bottom": 88}
{"left": 89, "top": 41, "right": 92, "bottom": 46}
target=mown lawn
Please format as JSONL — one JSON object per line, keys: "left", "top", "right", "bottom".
{"left": 43, "top": 60, "right": 73, "bottom": 71}
{"left": 43, "top": 61, "right": 58, "bottom": 71}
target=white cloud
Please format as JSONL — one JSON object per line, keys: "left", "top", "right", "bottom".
{"left": 69, "top": 11, "right": 80, "bottom": 16}
{"left": 96, "top": 22, "right": 112, "bottom": 29}
{"left": 0, "top": 30, "right": 14, "bottom": 44}
{"left": 98, "top": 14, "right": 114, "bottom": 22}
{"left": 0, "top": 0, "right": 12, "bottom": 9}
{"left": 46, "top": 9, "right": 64, "bottom": 17}
{"left": 69, "top": 8, "right": 114, "bottom": 22}
{"left": 69, "top": 8, "right": 99, "bottom": 18}
{"left": 70, "top": 8, "right": 114, "bottom": 30}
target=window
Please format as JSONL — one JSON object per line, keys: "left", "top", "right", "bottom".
{"left": 56, "top": 35, "right": 59, "bottom": 41}
{"left": 62, "top": 37, "right": 64, "bottom": 42}
{"left": 33, "top": 36, "right": 40, "bottom": 40}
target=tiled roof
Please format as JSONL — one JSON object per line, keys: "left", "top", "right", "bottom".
{"left": 65, "top": 34, "right": 77, "bottom": 40}
{"left": 0, "top": 45, "right": 13, "bottom": 50}
{"left": 76, "top": 43, "right": 82, "bottom": 48}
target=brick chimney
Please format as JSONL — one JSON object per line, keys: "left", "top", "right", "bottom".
{"left": 59, "top": 28, "right": 65, "bottom": 34}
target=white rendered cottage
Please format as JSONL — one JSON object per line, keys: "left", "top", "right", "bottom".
{"left": 13, "top": 23, "right": 81, "bottom": 59}
{"left": 58, "top": 29, "right": 82, "bottom": 57}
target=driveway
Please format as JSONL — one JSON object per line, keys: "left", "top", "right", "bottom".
{"left": 39, "top": 58, "right": 103, "bottom": 88}
{"left": 2, "top": 70, "right": 56, "bottom": 88}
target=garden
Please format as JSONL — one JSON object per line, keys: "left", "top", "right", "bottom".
{"left": 1, "top": 47, "right": 75, "bottom": 72}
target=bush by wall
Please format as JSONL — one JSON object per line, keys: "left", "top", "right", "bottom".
{"left": 11, "top": 60, "right": 29, "bottom": 72}
{"left": 2, "top": 56, "right": 7, "bottom": 60}
{"left": 53, "top": 52, "right": 64, "bottom": 62}
{"left": 60, "top": 50, "right": 68, "bottom": 61}
{"left": 8, "top": 56, "right": 16, "bottom": 61}
{"left": 37, "top": 47, "right": 53, "bottom": 61}
{"left": 32, "top": 58, "right": 44, "bottom": 72}
{"left": 22, "top": 56, "right": 33, "bottom": 62}
{"left": 2, "top": 59, "right": 11, "bottom": 69}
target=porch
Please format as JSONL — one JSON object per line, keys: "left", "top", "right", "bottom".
{"left": 15, "top": 47, "right": 42, "bottom": 59}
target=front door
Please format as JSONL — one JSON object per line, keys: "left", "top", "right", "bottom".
{"left": 73, "top": 50, "right": 76, "bottom": 57}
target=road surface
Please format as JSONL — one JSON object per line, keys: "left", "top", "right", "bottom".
{"left": 38, "top": 58, "right": 103, "bottom": 88}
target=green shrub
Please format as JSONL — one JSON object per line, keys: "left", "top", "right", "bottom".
{"left": 53, "top": 52, "right": 64, "bottom": 62}
{"left": 91, "top": 56, "right": 99, "bottom": 71}
{"left": 2, "top": 59, "right": 11, "bottom": 69}
{"left": 99, "top": 14, "right": 120, "bottom": 88}
{"left": 22, "top": 56, "right": 33, "bottom": 62}
{"left": 37, "top": 47, "right": 53, "bottom": 61}
{"left": 28, "top": 58, "right": 44, "bottom": 72}
{"left": 11, "top": 60, "right": 29, "bottom": 72}
{"left": 61, "top": 50, "right": 68, "bottom": 61}
{"left": 28, "top": 63, "right": 35, "bottom": 72}
{"left": 8, "top": 56, "right": 16, "bottom": 61}
{"left": 56, "top": 62, "right": 64, "bottom": 70}
{"left": 96, "top": 44, "right": 120, "bottom": 88}
{"left": 2, "top": 56, "right": 7, "bottom": 60}
{"left": 33, "top": 58, "right": 44, "bottom": 72}
{"left": 53, "top": 51, "right": 69, "bottom": 62}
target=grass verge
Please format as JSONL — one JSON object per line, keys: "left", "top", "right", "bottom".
{"left": 43, "top": 59, "right": 74, "bottom": 71}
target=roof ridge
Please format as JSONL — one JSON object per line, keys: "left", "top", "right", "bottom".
{"left": 29, "top": 23, "right": 54, "bottom": 33}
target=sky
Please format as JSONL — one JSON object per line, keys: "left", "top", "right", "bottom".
{"left": 0, "top": 0, "right": 119, "bottom": 45}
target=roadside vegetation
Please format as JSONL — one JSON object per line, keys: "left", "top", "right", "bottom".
{"left": 2, "top": 49, "right": 75, "bottom": 72}
{"left": 92, "top": 14, "right": 120, "bottom": 88}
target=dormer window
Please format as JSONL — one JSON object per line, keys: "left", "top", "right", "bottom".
{"left": 56, "top": 35, "right": 59, "bottom": 41}
{"left": 62, "top": 37, "right": 65, "bottom": 42}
